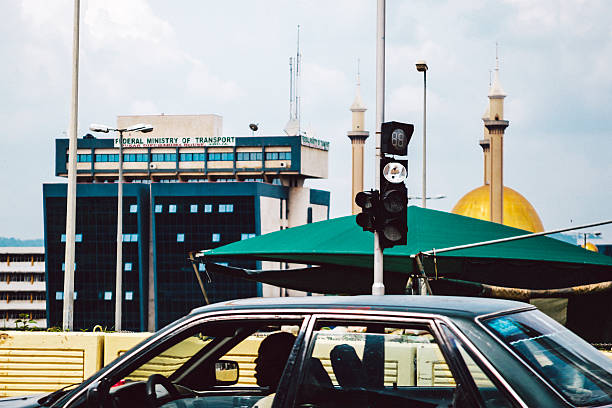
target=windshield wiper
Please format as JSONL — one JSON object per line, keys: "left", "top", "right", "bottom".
{"left": 38, "top": 383, "right": 80, "bottom": 407}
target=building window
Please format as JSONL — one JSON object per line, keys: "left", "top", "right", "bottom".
{"left": 155, "top": 204, "right": 163, "bottom": 213}
{"left": 219, "top": 204, "right": 234, "bottom": 213}
{"left": 55, "top": 291, "right": 63, "bottom": 300}
{"left": 62, "top": 234, "right": 81, "bottom": 242}
{"left": 125, "top": 262, "right": 132, "bottom": 271}
{"left": 130, "top": 204, "right": 138, "bottom": 213}
{"left": 198, "top": 263, "right": 206, "bottom": 271}
{"left": 179, "top": 153, "right": 205, "bottom": 161}
{"left": 307, "top": 207, "right": 313, "bottom": 224}
{"left": 123, "top": 153, "right": 148, "bottom": 162}
{"left": 272, "top": 178, "right": 282, "bottom": 185}
{"left": 241, "top": 233, "right": 256, "bottom": 240}
{"left": 237, "top": 152, "right": 263, "bottom": 161}
{"left": 151, "top": 153, "right": 177, "bottom": 162}
{"left": 104, "top": 291, "right": 112, "bottom": 300}
{"left": 122, "top": 234, "right": 139, "bottom": 242}
{"left": 204, "top": 204, "right": 212, "bottom": 213}
{"left": 265, "top": 151, "right": 291, "bottom": 160}
{"left": 95, "top": 154, "right": 119, "bottom": 162}
{"left": 212, "top": 233, "right": 221, "bottom": 242}
{"left": 125, "top": 291, "right": 133, "bottom": 301}
{"left": 76, "top": 153, "right": 92, "bottom": 162}
{"left": 169, "top": 204, "right": 177, "bottom": 213}
{"left": 177, "top": 233, "right": 185, "bottom": 242}
{"left": 61, "top": 262, "right": 76, "bottom": 271}
{"left": 207, "top": 152, "right": 234, "bottom": 161}
{"left": 190, "top": 204, "right": 198, "bottom": 213}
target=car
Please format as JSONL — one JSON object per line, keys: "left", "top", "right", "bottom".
{"left": 2, "top": 295, "right": 612, "bottom": 408}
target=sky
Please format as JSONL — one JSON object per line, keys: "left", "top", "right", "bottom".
{"left": 1, "top": 0, "right": 611, "bottom": 244}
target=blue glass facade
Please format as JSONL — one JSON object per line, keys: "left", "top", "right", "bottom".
{"left": 43, "top": 182, "right": 304, "bottom": 330}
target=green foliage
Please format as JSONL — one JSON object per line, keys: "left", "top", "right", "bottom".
{"left": 14, "top": 314, "right": 37, "bottom": 331}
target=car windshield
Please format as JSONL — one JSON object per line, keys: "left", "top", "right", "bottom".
{"left": 483, "top": 309, "right": 612, "bottom": 406}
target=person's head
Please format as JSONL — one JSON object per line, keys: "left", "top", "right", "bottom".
{"left": 254, "top": 331, "right": 296, "bottom": 388}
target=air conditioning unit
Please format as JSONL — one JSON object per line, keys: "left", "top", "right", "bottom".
{"left": 149, "top": 163, "right": 157, "bottom": 169}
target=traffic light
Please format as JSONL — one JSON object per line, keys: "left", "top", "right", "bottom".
{"left": 378, "top": 121, "right": 414, "bottom": 249}
{"left": 381, "top": 121, "right": 413, "bottom": 156}
{"left": 355, "top": 190, "right": 379, "bottom": 232}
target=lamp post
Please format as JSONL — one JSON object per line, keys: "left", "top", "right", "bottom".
{"left": 416, "top": 60, "right": 428, "bottom": 209}
{"left": 89, "top": 123, "right": 153, "bottom": 331}
{"left": 581, "top": 232, "right": 602, "bottom": 247}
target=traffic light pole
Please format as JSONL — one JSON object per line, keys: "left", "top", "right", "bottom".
{"left": 373, "top": 0, "right": 385, "bottom": 296}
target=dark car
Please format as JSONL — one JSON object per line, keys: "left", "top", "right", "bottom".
{"left": 3, "top": 295, "right": 612, "bottom": 407}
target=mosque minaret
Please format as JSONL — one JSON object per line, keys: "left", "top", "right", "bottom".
{"left": 483, "top": 52, "right": 509, "bottom": 224}
{"left": 453, "top": 50, "right": 544, "bottom": 233}
{"left": 347, "top": 67, "right": 369, "bottom": 215}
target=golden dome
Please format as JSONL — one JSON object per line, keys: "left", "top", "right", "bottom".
{"left": 452, "top": 185, "right": 544, "bottom": 233}
{"left": 581, "top": 242, "right": 599, "bottom": 252}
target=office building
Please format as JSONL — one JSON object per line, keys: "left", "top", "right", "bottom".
{"left": 44, "top": 114, "right": 330, "bottom": 331}
{"left": 0, "top": 247, "right": 46, "bottom": 329}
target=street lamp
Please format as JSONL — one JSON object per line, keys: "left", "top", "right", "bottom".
{"left": 89, "top": 123, "right": 153, "bottom": 331}
{"left": 416, "top": 60, "right": 428, "bottom": 209}
{"left": 580, "top": 231, "right": 602, "bottom": 247}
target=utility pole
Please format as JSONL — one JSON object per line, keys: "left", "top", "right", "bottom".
{"left": 62, "top": 0, "right": 80, "bottom": 331}
{"left": 373, "top": 0, "right": 385, "bottom": 296}
{"left": 115, "top": 130, "right": 124, "bottom": 332}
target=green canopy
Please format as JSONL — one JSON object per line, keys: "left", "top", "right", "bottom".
{"left": 202, "top": 206, "right": 612, "bottom": 292}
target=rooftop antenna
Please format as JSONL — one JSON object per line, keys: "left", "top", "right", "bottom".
{"left": 296, "top": 24, "right": 302, "bottom": 136}
{"left": 495, "top": 41, "right": 499, "bottom": 70}
{"left": 357, "top": 58, "right": 361, "bottom": 85}
{"left": 288, "top": 57, "right": 294, "bottom": 120}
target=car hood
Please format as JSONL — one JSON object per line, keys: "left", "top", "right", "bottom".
{"left": 0, "top": 394, "right": 44, "bottom": 407}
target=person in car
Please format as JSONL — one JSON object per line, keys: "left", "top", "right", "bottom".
{"left": 253, "top": 331, "right": 297, "bottom": 408}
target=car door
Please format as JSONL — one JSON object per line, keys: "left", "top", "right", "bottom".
{"left": 281, "top": 313, "right": 522, "bottom": 408}
{"left": 61, "top": 312, "right": 311, "bottom": 408}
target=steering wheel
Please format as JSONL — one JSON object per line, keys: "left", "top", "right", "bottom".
{"left": 146, "top": 374, "right": 181, "bottom": 407}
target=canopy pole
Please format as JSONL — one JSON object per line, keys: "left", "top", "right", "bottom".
{"left": 189, "top": 252, "right": 209, "bottom": 304}
{"left": 414, "top": 254, "right": 432, "bottom": 295}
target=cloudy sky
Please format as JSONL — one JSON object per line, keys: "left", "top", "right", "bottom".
{"left": 1, "top": 0, "right": 611, "bottom": 243}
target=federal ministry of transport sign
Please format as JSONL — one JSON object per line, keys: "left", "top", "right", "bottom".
{"left": 114, "top": 136, "right": 236, "bottom": 148}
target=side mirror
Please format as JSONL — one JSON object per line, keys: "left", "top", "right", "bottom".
{"left": 215, "top": 360, "right": 239, "bottom": 385}
{"left": 86, "top": 378, "right": 111, "bottom": 407}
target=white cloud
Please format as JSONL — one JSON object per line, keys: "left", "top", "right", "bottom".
{"left": 185, "top": 59, "right": 245, "bottom": 103}
{"left": 128, "top": 100, "right": 160, "bottom": 115}
{"left": 84, "top": 0, "right": 174, "bottom": 48}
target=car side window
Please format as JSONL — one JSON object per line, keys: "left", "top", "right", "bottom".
{"left": 294, "top": 320, "right": 463, "bottom": 408}
{"left": 439, "top": 324, "right": 515, "bottom": 407}
{"left": 96, "top": 318, "right": 304, "bottom": 408}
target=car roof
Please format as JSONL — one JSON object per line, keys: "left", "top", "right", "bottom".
{"left": 189, "top": 295, "right": 532, "bottom": 319}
